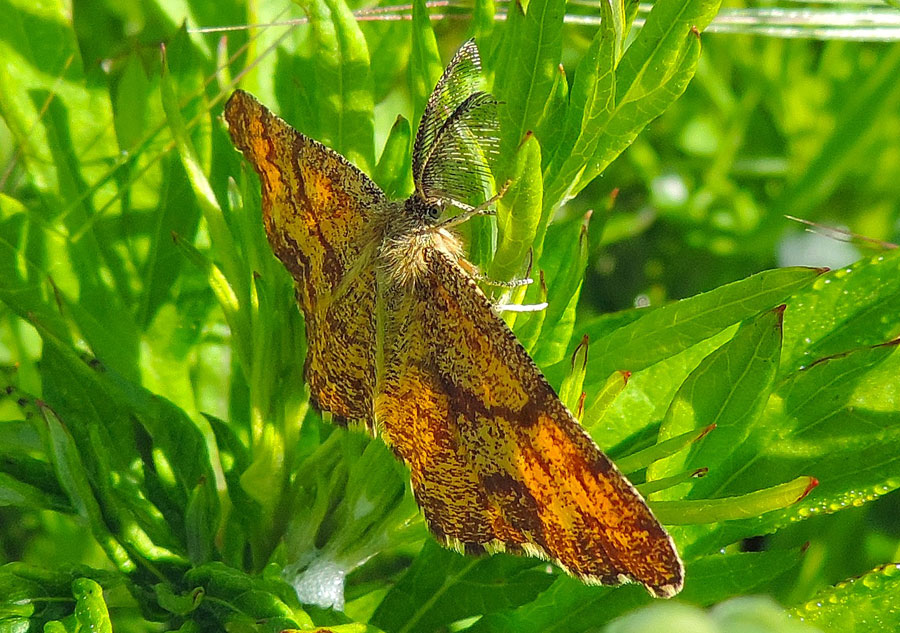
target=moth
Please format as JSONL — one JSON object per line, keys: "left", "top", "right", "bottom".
{"left": 224, "top": 39, "right": 683, "bottom": 598}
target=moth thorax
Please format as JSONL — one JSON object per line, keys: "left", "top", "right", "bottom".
{"left": 378, "top": 199, "right": 465, "bottom": 288}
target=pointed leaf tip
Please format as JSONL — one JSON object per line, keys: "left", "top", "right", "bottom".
{"left": 576, "top": 392, "right": 586, "bottom": 418}
{"left": 570, "top": 334, "right": 590, "bottom": 370}
{"left": 798, "top": 477, "right": 819, "bottom": 502}
{"left": 698, "top": 423, "right": 716, "bottom": 440}
{"left": 518, "top": 130, "right": 535, "bottom": 148}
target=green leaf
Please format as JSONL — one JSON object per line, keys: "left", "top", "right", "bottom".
{"left": 607, "top": 596, "right": 820, "bottom": 633}
{"left": 576, "top": 0, "right": 722, "bottom": 197}
{"left": 637, "top": 467, "right": 706, "bottom": 495}
{"left": 489, "top": 132, "right": 542, "bottom": 282}
{"left": 204, "top": 413, "right": 261, "bottom": 536}
{"left": 185, "top": 562, "right": 313, "bottom": 630}
{"left": 0, "top": 1, "right": 142, "bottom": 390}
{"left": 170, "top": 231, "right": 248, "bottom": 378}
{"left": 588, "top": 331, "right": 731, "bottom": 452}
{"left": 583, "top": 267, "right": 822, "bottom": 388}
{"left": 0, "top": 0, "right": 118, "bottom": 197}
{"left": 580, "top": 370, "right": 630, "bottom": 432}
{"left": 371, "top": 541, "right": 555, "bottom": 633}
{"left": 298, "top": 0, "right": 375, "bottom": 172}
{"left": 650, "top": 306, "right": 785, "bottom": 491}
{"left": 781, "top": 250, "right": 900, "bottom": 375}
{"left": 681, "top": 341, "right": 900, "bottom": 556}
{"left": 558, "top": 334, "right": 589, "bottom": 415}
{"left": 510, "top": 268, "right": 548, "bottom": 352}
{"left": 38, "top": 403, "right": 134, "bottom": 573}
{"left": 161, "top": 36, "right": 247, "bottom": 326}
{"left": 492, "top": 0, "right": 566, "bottom": 177}
{"left": 32, "top": 314, "right": 219, "bottom": 576}
{"left": 284, "top": 433, "right": 423, "bottom": 601}
{"left": 0, "top": 199, "right": 70, "bottom": 346}
{"left": 531, "top": 214, "right": 589, "bottom": 365}
{"left": 56, "top": 290, "right": 142, "bottom": 384}
{"left": 463, "top": 579, "right": 643, "bottom": 633}
{"left": 472, "top": 0, "right": 496, "bottom": 42}
{"left": 366, "top": 22, "right": 411, "bottom": 104}
{"left": 0, "top": 469, "right": 69, "bottom": 512}
{"left": 466, "top": 549, "right": 802, "bottom": 633}
{"left": 240, "top": 423, "right": 285, "bottom": 515}
{"left": 137, "top": 155, "right": 202, "bottom": 330}
{"left": 577, "top": 268, "right": 822, "bottom": 447}
{"left": 374, "top": 115, "right": 414, "bottom": 199}
{"left": 185, "top": 476, "right": 217, "bottom": 565}
{"left": 792, "top": 563, "right": 900, "bottom": 632}
{"left": 0, "top": 563, "right": 79, "bottom": 624}
{"left": 140, "top": 301, "right": 204, "bottom": 415}
{"left": 0, "top": 60, "right": 143, "bottom": 382}
{"left": 408, "top": 0, "right": 443, "bottom": 129}
{"left": 512, "top": 210, "right": 588, "bottom": 353}
{"left": 678, "top": 550, "right": 804, "bottom": 603}
{"left": 542, "top": 0, "right": 620, "bottom": 210}
{"left": 112, "top": 53, "right": 151, "bottom": 153}
{"left": 155, "top": 583, "right": 204, "bottom": 616}
{"left": 43, "top": 323, "right": 213, "bottom": 503}
{"left": 72, "top": 578, "right": 112, "bottom": 633}
{"left": 653, "top": 476, "right": 817, "bottom": 524}
{"left": 616, "top": 424, "right": 715, "bottom": 474}
{"left": 272, "top": 48, "right": 317, "bottom": 137}
{"left": 531, "top": 61, "right": 567, "bottom": 166}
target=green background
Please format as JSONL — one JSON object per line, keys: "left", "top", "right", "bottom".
{"left": 1, "top": 0, "right": 899, "bottom": 632}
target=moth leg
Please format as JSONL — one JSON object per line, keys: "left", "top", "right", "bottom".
{"left": 485, "top": 275, "right": 547, "bottom": 314}
{"left": 468, "top": 249, "right": 545, "bottom": 312}
{"left": 476, "top": 273, "right": 544, "bottom": 313}
{"left": 436, "top": 179, "right": 511, "bottom": 230}
{"left": 486, "top": 249, "right": 545, "bottom": 312}
{"left": 455, "top": 256, "right": 533, "bottom": 290}
{"left": 474, "top": 274, "right": 533, "bottom": 289}
{"left": 495, "top": 301, "right": 548, "bottom": 313}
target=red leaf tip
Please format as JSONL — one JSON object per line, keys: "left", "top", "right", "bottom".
{"left": 797, "top": 477, "right": 819, "bottom": 502}
{"left": 698, "top": 423, "right": 717, "bottom": 440}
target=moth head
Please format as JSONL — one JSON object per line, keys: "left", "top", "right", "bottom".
{"left": 404, "top": 194, "right": 443, "bottom": 225}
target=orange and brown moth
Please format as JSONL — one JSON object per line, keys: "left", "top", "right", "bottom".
{"left": 224, "top": 40, "right": 683, "bottom": 598}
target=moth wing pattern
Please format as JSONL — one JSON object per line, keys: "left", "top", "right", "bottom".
{"left": 224, "top": 90, "right": 383, "bottom": 422}
{"left": 375, "top": 247, "right": 684, "bottom": 598}
{"left": 225, "top": 38, "right": 684, "bottom": 599}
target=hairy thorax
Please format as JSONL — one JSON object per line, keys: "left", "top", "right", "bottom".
{"left": 376, "top": 197, "right": 466, "bottom": 287}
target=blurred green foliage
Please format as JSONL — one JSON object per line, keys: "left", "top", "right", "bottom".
{"left": 583, "top": 18, "right": 900, "bottom": 313}
{"left": 1, "top": 0, "right": 899, "bottom": 632}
